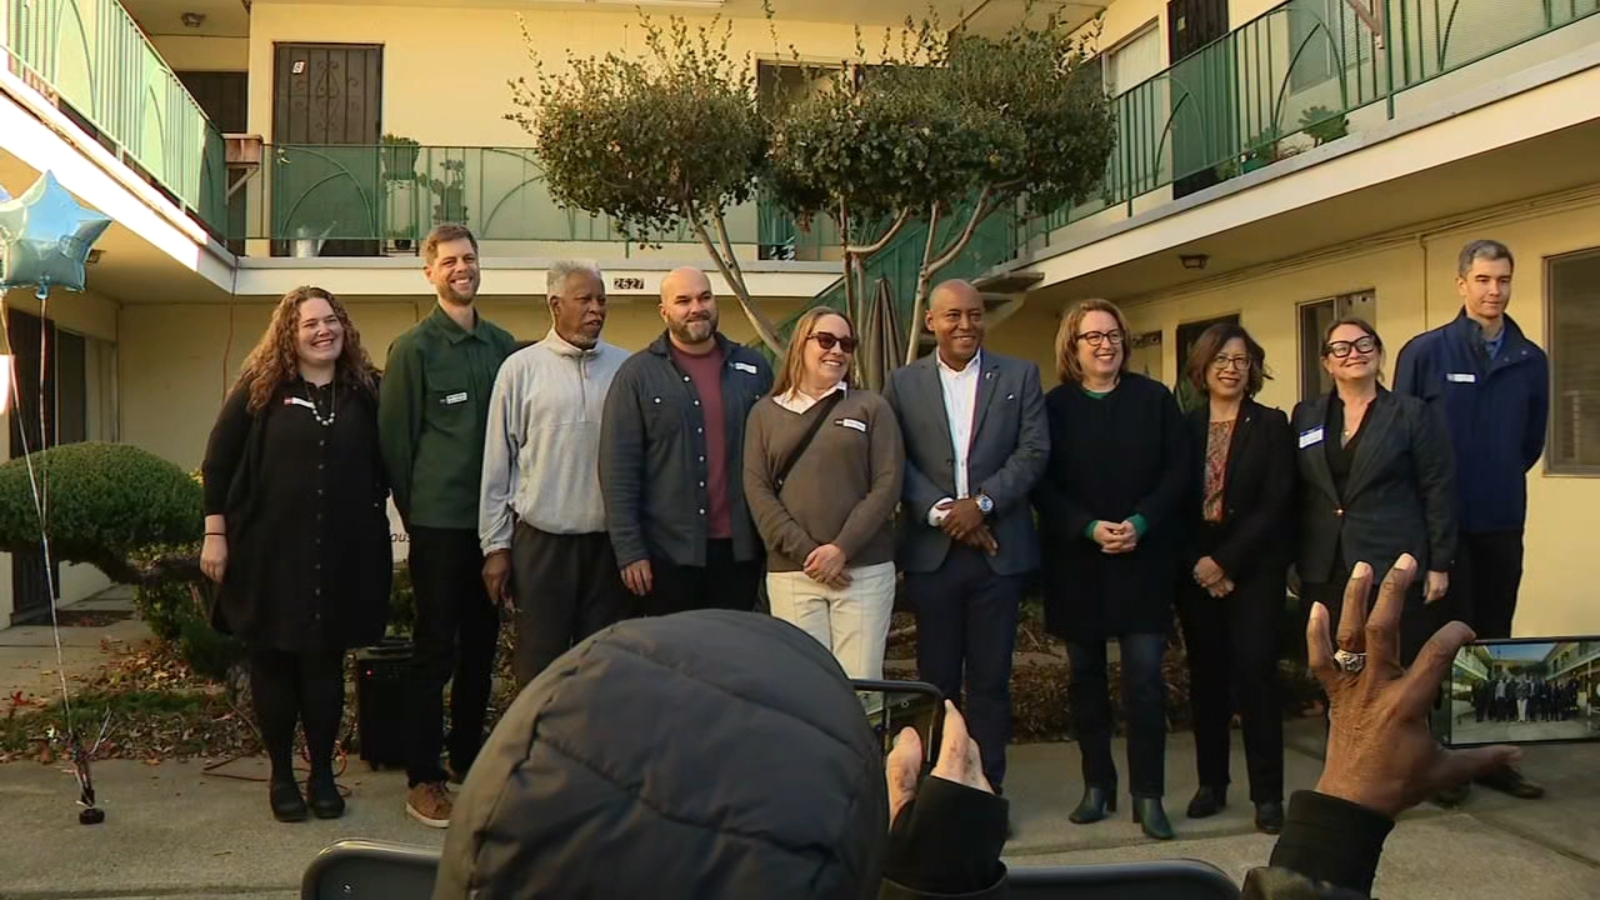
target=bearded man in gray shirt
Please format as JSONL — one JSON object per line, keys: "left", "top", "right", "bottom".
{"left": 480, "top": 261, "right": 631, "bottom": 688}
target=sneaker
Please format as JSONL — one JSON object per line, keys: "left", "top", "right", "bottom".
{"left": 406, "top": 782, "right": 453, "bottom": 828}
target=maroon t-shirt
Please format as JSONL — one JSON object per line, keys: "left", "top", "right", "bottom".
{"left": 671, "top": 344, "right": 732, "bottom": 539}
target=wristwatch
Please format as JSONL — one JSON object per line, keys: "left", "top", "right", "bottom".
{"left": 976, "top": 493, "right": 995, "bottom": 515}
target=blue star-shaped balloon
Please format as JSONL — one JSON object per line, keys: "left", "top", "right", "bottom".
{"left": 0, "top": 171, "right": 112, "bottom": 297}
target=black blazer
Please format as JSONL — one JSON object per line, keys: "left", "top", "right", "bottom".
{"left": 1184, "top": 399, "right": 1295, "bottom": 581}
{"left": 1291, "top": 388, "right": 1457, "bottom": 584}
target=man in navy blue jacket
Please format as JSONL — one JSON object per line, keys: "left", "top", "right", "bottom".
{"left": 1396, "top": 238, "right": 1549, "bottom": 803}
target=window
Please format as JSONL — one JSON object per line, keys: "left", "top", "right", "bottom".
{"left": 1549, "top": 248, "right": 1600, "bottom": 474}
{"left": 1288, "top": 0, "right": 1378, "bottom": 93}
{"left": 1298, "top": 290, "right": 1376, "bottom": 402}
{"left": 1101, "top": 23, "right": 1163, "bottom": 98}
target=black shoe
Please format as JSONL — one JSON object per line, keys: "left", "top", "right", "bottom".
{"left": 1432, "top": 782, "right": 1471, "bottom": 807}
{"left": 1132, "top": 797, "right": 1175, "bottom": 841}
{"left": 1185, "top": 785, "right": 1227, "bottom": 819}
{"left": 270, "top": 777, "right": 308, "bottom": 823}
{"left": 1068, "top": 786, "right": 1117, "bottom": 824}
{"left": 1254, "top": 800, "right": 1284, "bottom": 835}
{"left": 306, "top": 770, "right": 345, "bottom": 819}
{"left": 1476, "top": 766, "right": 1545, "bottom": 799}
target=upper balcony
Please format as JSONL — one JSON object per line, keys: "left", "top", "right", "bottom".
{"left": 1018, "top": 0, "right": 1600, "bottom": 258}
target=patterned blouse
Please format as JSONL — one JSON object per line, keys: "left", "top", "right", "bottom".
{"left": 1203, "top": 419, "right": 1237, "bottom": 523}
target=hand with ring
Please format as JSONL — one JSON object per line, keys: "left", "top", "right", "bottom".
{"left": 1307, "top": 554, "right": 1520, "bottom": 818}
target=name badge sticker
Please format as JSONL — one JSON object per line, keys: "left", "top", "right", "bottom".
{"left": 1446, "top": 373, "right": 1477, "bottom": 384}
{"left": 444, "top": 392, "right": 468, "bottom": 405}
{"left": 837, "top": 417, "right": 868, "bottom": 433}
{"left": 733, "top": 361, "right": 758, "bottom": 374}
{"left": 1298, "top": 426, "right": 1325, "bottom": 449}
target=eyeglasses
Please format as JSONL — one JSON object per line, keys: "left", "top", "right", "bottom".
{"left": 1211, "top": 354, "right": 1252, "bottom": 372}
{"left": 1078, "top": 330, "right": 1125, "bottom": 348}
{"left": 1324, "top": 336, "right": 1378, "bottom": 358}
{"left": 810, "top": 331, "right": 858, "bottom": 354}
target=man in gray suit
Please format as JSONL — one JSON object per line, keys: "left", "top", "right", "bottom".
{"left": 884, "top": 279, "right": 1049, "bottom": 791}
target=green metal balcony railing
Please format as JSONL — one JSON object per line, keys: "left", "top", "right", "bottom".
{"left": 1027, "top": 0, "right": 1600, "bottom": 239}
{"left": 0, "top": 0, "right": 227, "bottom": 233}
{"left": 236, "top": 143, "right": 839, "bottom": 259}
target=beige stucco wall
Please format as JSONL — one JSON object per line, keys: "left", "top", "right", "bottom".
{"left": 150, "top": 35, "right": 250, "bottom": 73}
{"left": 1068, "top": 198, "right": 1600, "bottom": 639}
{"left": 244, "top": 4, "right": 895, "bottom": 146}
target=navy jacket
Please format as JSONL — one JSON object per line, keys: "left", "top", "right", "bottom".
{"left": 1395, "top": 310, "right": 1548, "bottom": 533}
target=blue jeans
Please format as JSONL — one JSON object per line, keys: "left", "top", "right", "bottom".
{"left": 1066, "top": 633, "right": 1168, "bottom": 798}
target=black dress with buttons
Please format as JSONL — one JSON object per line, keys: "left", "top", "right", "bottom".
{"left": 202, "top": 377, "right": 393, "bottom": 654}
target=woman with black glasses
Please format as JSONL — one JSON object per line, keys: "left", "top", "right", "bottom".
{"left": 1033, "top": 299, "right": 1188, "bottom": 841}
{"left": 1293, "top": 318, "right": 1456, "bottom": 665}
{"left": 1176, "top": 323, "right": 1295, "bottom": 834}
{"left": 744, "top": 308, "right": 904, "bottom": 678}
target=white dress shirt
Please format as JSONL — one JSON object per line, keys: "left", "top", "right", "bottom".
{"left": 774, "top": 382, "right": 847, "bottom": 415}
{"left": 930, "top": 350, "right": 982, "bottom": 525}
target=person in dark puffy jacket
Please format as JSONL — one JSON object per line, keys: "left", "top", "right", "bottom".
{"left": 433, "top": 562, "right": 1514, "bottom": 900}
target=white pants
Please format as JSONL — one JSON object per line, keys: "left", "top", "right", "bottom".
{"left": 767, "top": 562, "right": 896, "bottom": 680}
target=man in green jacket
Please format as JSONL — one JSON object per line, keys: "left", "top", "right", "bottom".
{"left": 378, "top": 223, "right": 517, "bottom": 830}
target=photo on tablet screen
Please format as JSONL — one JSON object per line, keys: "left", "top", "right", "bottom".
{"left": 1445, "top": 639, "right": 1600, "bottom": 747}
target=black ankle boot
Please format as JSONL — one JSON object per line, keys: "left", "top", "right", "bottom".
{"left": 270, "top": 776, "right": 308, "bottom": 823}
{"left": 1069, "top": 786, "right": 1117, "bottom": 824}
{"left": 306, "top": 769, "right": 345, "bottom": 820}
{"left": 1186, "top": 785, "right": 1227, "bottom": 819}
{"left": 1132, "top": 797, "right": 1175, "bottom": 841}
{"left": 1254, "top": 800, "right": 1284, "bottom": 835}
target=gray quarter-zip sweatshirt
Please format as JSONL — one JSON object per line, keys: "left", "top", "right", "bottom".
{"left": 479, "top": 329, "right": 629, "bottom": 553}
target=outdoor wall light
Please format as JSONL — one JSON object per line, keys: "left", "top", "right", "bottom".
{"left": 180, "top": 12, "right": 206, "bottom": 28}
{"left": 1179, "top": 254, "right": 1209, "bottom": 270}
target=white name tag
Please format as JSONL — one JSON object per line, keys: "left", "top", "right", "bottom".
{"left": 443, "top": 392, "right": 468, "bottom": 405}
{"left": 1447, "top": 373, "right": 1477, "bottom": 383}
{"left": 838, "top": 417, "right": 867, "bottom": 433}
{"left": 733, "top": 361, "right": 758, "bottom": 374}
{"left": 1298, "top": 427, "right": 1325, "bottom": 449}
{"left": 286, "top": 397, "right": 316, "bottom": 409}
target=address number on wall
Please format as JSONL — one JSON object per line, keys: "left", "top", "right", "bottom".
{"left": 613, "top": 277, "right": 645, "bottom": 291}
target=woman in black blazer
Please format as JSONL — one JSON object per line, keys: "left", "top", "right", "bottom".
{"left": 1175, "top": 323, "right": 1294, "bottom": 835}
{"left": 1033, "top": 299, "right": 1188, "bottom": 841}
{"left": 1293, "top": 317, "right": 1456, "bottom": 665}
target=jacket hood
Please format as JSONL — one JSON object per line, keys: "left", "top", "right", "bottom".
{"left": 433, "top": 610, "right": 889, "bottom": 900}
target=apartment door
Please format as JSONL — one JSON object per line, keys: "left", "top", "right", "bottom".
{"left": 1166, "top": 0, "right": 1233, "bottom": 199}
{"left": 178, "top": 71, "right": 249, "bottom": 252}
{"left": 6, "top": 310, "right": 62, "bottom": 624}
{"left": 271, "top": 43, "right": 384, "bottom": 257}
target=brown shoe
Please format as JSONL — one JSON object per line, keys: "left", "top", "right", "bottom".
{"left": 406, "top": 782, "right": 453, "bottom": 828}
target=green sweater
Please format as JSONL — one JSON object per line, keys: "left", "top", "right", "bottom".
{"left": 378, "top": 305, "right": 517, "bottom": 530}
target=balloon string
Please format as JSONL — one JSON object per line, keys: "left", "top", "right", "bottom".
{"left": 0, "top": 296, "right": 78, "bottom": 770}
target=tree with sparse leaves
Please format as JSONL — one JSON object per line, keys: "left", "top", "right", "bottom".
{"left": 769, "top": 7, "right": 1115, "bottom": 377}
{"left": 508, "top": 13, "right": 783, "bottom": 352}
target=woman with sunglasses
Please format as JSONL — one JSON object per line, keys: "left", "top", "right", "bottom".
{"left": 1292, "top": 318, "right": 1457, "bottom": 666}
{"left": 1033, "top": 299, "right": 1188, "bottom": 840}
{"left": 1175, "top": 322, "right": 1295, "bottom": 835}
{"left": 743, "top": 309, "right": 905, "bottom": 678}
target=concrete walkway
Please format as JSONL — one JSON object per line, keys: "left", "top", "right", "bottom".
{"left": 1, "top": 721, "right": 1597, "bottom": 899}
{"left": 0, "top": 586, "right": 144, "bottom": 701}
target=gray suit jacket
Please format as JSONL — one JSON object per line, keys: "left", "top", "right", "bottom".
{"left": 883, "top": 351, "right": 1049, "bottom": 576}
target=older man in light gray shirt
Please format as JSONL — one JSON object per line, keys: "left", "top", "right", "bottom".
{"left": 480, "top": 260, "right": 631, "bottom": 687}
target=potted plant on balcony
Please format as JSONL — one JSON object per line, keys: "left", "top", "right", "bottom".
{"left": 1299, "top": 106, "right": 1350, "bottom": 146}
{"left": 1241, "top": 127, "right": 1283, "bottom": 173}
{"left": 380, "top": 134, "right": 421, "bottom": 183}
{"left": 428, "top": 158, "right": 468, "bottom": 225}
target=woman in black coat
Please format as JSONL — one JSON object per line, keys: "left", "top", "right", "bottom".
{"left": 1175, "top": 323, "right": 1295, "bottom": 835}
{"left": 200, "top": 286, "right": 392, "bottom": 823}
{"left": 1293, "top": 317, "right": 1456, "bottom": 665}
{"left": 1032, "top": 299, "right": 1188, "bottom": 841}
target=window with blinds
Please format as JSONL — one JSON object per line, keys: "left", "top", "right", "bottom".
{"left": 1548, "top": 248, "right": 1600, "bottom": 474}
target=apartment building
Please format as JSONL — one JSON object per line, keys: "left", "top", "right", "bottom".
{"left": 0, "top": 0, "right": 1595, "bottom": 634}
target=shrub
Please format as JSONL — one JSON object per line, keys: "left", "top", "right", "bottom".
{"left": 134, "top": 581, "right": 190, "bottom": 642}
{"left": 0, "top": 442, "right": 202, "bottom": 583}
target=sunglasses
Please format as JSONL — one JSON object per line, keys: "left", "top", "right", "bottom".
{"left": 810, "top": 331, "right": 858, "bottom": 353}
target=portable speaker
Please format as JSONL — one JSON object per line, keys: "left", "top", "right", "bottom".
{"left": 355, "top": 639, "right": 415, "bottom": 770}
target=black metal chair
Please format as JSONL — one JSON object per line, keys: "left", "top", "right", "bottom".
{"left": 301, "top": 839, "right": 1241, "bottom": 899}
